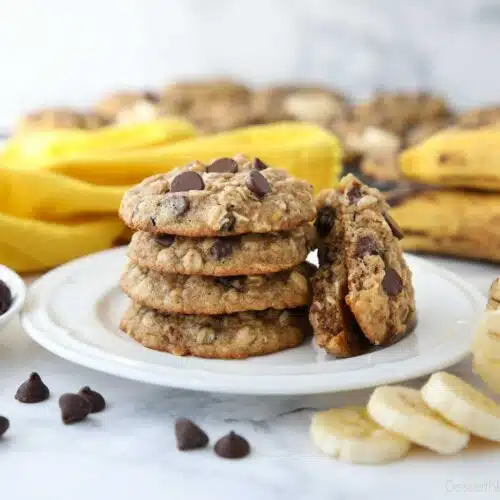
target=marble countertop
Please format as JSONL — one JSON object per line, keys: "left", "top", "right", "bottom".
{"left": 1, "top": 256, "right": 499, "bottom": 500}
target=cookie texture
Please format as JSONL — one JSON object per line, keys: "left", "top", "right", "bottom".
{"left": 310, "top": 190, "right": 369, "bottom": 357}
{"left": 127, "top": 225, "right": 314, "bottom": 276}
{"left": 120, "top": 303, "right": 309, "bottom": 359}
{"left": 120, "top": 261, "right": 314, "bottom": 315}
{"left": 119, "top": 156, "right": 315, "bottom": 236}
{"left": 340, "top": 174, "right": 416, "bottom": 345}
{"left": 488, "top": 279, "right": 500, "bottom": 311}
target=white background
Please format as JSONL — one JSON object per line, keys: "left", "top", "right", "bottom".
{"left": 1, "top": 0, "right": 499, "bottom": 128}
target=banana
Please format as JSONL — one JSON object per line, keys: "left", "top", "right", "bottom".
{"left": 421, "top": 372, "right": 500, "bottom": 442}
{"left": 367, "top": 386, "right": 470, "bottom": 454}
{"left": 310, "top": 407, "right": 411, "bottom": 464}
{"left": 473, "top": 354, "right": 500, "bottom": 394}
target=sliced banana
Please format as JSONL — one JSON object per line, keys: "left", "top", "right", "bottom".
{"left": 310, "top": 407, "right": 411, "bottom": 464}
{"left": 421, "top": 372, "right": 500, "bottom": 442}
{"left": 473, "top": 354, "right": 500, "bottom": 394}
{"left": 367, "top": 385, "right": 470, "bottom": 454}
{"left": 472, "top": 311, "right": 500, "bottom": 361}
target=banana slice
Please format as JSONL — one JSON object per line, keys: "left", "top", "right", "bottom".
{"left": 472, "top": 311, "right": 500, "bottom": 361}
{"left": 473, "top": 354, "right": 500, "bottom": 394}
{"left": 310, "top": 407, "right": 411, "bottom": 464}
{"left": 421, "top": 372, "right": 500, "bottom": 442}
{"left": 367, "top": 386, "right": 470, "bottom": 454}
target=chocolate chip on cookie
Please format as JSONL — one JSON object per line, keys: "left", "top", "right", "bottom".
{"left": 206, "top": 158, "right": 238, "bottom": 174}
{"left": 346, "top": 185, "right": 362, "bottom": 204}
{"left": 175, "top": 418, "right": 209, "bottom": 451}
{"left": 215, "top": 276, "right": 247, "bottom": 292}
{"left": 315, "top": 206, "right": 336, "bottom": 238}
{"left": 246, "top": 170, "right": 270, "bottom": 197}
{"left": 382, "top": 267, "right": 403, "bottom": 296}
{"left": 170, "top": 171, "right": 205, "bottom": 193}
{"left": 220, "top": 212, "right": 236, "bottom": 232}
{"left": 252, "top": 157, "right": 268, "bottom": 171}
{"left": 156, "top": 234, "right": 176, "bottom": 247}
{"left": 355, "top": 236, "right": 380, "bottom": 257}
{"left": 164, "top": 195, "right": 190, "bottom": 217}
{"left": 210, "top": 239, "right": 233, "bottom": 260}
{"left": 383, "top": 212, "right": 404, "bottom": 240}
{"left": 214, "top": 431, "right": 250, "bottom": 459}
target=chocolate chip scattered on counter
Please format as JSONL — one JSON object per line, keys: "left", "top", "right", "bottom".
{"left": 206, "top": 158, "right": 238, "bottom": 174}
{"left": 15, "top": 373, "right": 50, "bottom": 403}
{"left": 252, "top": 157, "right": 268, "bottom": 171}
{"left": 382, "top": 267, "right": 403, "bottom": 296}
{"left": 220, "top": 213, "right": 236, "bottom": 232}
{"left": 59, "top": 393, "right": 91, "bottom": 424}
{"left": 383, "top": 211, "right": 404, "bottom": 240}
{"left": 170, "top": 171, "right": 205, "bottom": 193}
{"left": 210, "top": 239, "right": 233, "bottom": 260}
{"left": 175, "top": 418, "right": 209, "bottom": 451}
{"left": 0, "top": 416, "right": 9, "bottom": 437}
{"left": 355, "top": 236, "right": 380, "bottom": 258}
{"left": 214, "top": 431, "right": 250, "bottom": 459}
{"left": 156, "top": 234, "right": 175, "bottom": 247}
{"left": 78, "top": 386, "right": 106, "bottom": 413}
{"left": 315, "top": 206, "right": 336, "bottom": 238}
{"left": 0, "top": 280, "right": 12, "bottom": 316}
{"left": 347, "top": 185, "right": 362, "bottom": 204}
{"left": 246, "top": 170, "right": 270, "bottom": 197}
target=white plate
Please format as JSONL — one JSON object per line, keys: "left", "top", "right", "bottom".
{"left": 0, "top": 265, "right": 26, "bottom": 331}
{"left": 21, "top": 247, "right": 484, "bottom": 395}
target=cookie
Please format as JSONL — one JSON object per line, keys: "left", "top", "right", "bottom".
{"left": 128, "top": 224, "right": 314, "bottom": 276}
{"left": 120, "top": 261, "right": 314, "bottom": 315}
{"left": 310, "top": 190, "right": 369, "bottom": 357}
{"left": 94, "top": 91, "right": 160, "bottom": 122}
{"left": 340, "top": 174, "right": 416, "bottom": 345}
{"left": 120, "top": 303, "right": 309, "bottom": 359}
{"left": 488, "top": 279, "right": 500, "bottom": 311}
{"left": 119, "top": 156, "right": 315, "bottom": 236}
{"left": 387, "top": 187, "right": 500, "bottom": 263}
{"left": 456, "top": 106, "right": 500, "bottom": 129}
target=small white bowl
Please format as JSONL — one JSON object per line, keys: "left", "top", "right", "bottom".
{"left": 0, "top": 265, "right": 26, "bottom": 330}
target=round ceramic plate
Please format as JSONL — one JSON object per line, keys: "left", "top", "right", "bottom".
{"left": 21, "top": 247, "right": 484, "bottom": 395}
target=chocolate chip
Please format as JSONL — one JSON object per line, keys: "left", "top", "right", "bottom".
{"left": 170, "top": 171, "right": 205, "bottom": 193}
{"left": 143, "top": 91, "right": 159, "bottom": 103}
{"left": 214, "top": 431, "right": 250, "bottom": 459}
{"left": 78, "top": 386, "right": 106, "bottom": 413}
{"left": 245, "top": 170, "right": 270, "bottom": 198}
{"left": 347, "top": 185, "right": 362, "bottom": 204}
{"left": 317, "top": 247, "right": 334, "bottom": 266}
{"left": 220, "top": 213, "right": 236, "bottom": 232}
{"left": 382, "top": 267, "right": 403, "bottom": 296}
{"left": 175, "top": 418, "right": 209, "bottom": 451}
{"left": 59, "top": 393, "right": 91, "bottom": 424}
{"left": 355, "top": 236, "right": 380, "bottom": 258}
{"left": 215, "top": 277, "right": 247, "bottom": 292}
{"left": 156, "top": 234, "right": 175, "bottom": 247}
{"left": 252, "top": 157, "right": 268, "bottom": 170}
{"left": 0, "top": 416, "right": 9, "bottom": 437}
{"left": 315, "top": 207, "right": 336, "bottom": 238}
{"left": 383, "top": 211, "right": 404, "bottom": 240}
{"left": 149, "top": 216, "right": 156, "bottom": 227}
{"left": 15, "top": 373, "right": 50, "bottom": 403}
{"left": 165, "top": 195, "right": 190, "bottom": 217}
{"left": 210, "top": 239, "right": 233, "bottom": 260}
{"left": 0, "top": 280, "right": 11, "bottom": 315}
{"left": 206, "top": 158, "right": 238, "bottom": 174}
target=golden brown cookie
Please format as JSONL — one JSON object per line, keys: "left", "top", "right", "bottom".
{"left": 94, "top": 90, "right": 161, "bottom": 122}
{"left": 120, "top": 303, "right": 309, "bottom": 359}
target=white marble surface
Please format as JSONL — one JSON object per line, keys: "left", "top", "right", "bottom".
{"left": 0, "top": 255, "right": 499, "bottom": 500}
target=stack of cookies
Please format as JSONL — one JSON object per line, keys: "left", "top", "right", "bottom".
{"left": 118, "top": 155, "right": 316, "bottom": 359}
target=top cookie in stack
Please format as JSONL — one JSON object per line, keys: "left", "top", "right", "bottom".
{"left": 118, "top": 155, "right": 316, "bottom": 359}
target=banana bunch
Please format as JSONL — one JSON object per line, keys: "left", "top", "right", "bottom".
{"left": 472, "top": 310, "right": 500, "bottom": 394}
{"left": 311, "top": 371, "right": 500, "bottom": 464}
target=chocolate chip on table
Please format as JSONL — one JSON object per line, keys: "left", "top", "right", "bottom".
{"left": 206, "top": 158, "right": 238, "bottom": 174}
{"left": 214, "top": 431, "right": 250, "bottom": 459}
{"left": 170, "top": 171, "right": 205, "bottom": 193}
{"left": 252, "top": 157, "right": 268, "bottom": 171}
{"left": 0, "top": 416, "right": 9, "bottom": 437}
{"left": 382, "top": 267, "right": 403, "bottom": 296}
{"left": 175, "top": 418, "right": 209, "bottom": 451}
{"left": 315, "top": 206, "right": 336, "bottom": 238}
{"left": 382, "top": 211, "right": 404, "bottom": 240}
{"left": 220, "top": 213, "right": 236, "bottom": 232}
{"left": 78, "top": 386, "right": 106, "bottom": 413}
{"left": 156, "top": 234, "right": 175, "bottom": 247}
{"left": 347, "top": 185, "right": 362, "bottom": 204}
{"left": 245, "top": 170, "right": 270, "bottom": 198}
{"left": 165, "top": 195, "right": 190, "bottom": 217}
{"left": 0, "top": 280, "right": 12, "bottom": 316}
{"left": 210, "top": 239, "right": 233, "bottom": 260}
{"left": 15, "top": 373, "right": 50, "bottom": 403}
{"left": 355, "top": 236, "right": 380, "bottom": 258}
{"left": 59, "top": 393, "right": 91, "bottom": 424}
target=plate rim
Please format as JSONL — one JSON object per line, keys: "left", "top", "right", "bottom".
{"left": 21, "top": 247, "right": 485, "bottom": 395}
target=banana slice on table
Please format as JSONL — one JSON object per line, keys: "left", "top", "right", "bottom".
{"left": 421, "top": 372, "right": 500, "bottom": 442}
{"left": 473, "top": 354, "right": 500, "bottom": 394}
{"left": 310, "top": 407, "right": 411, "bottom": 464}
{"left": 367, "top": 386, "right": 470, "bottom": 454}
